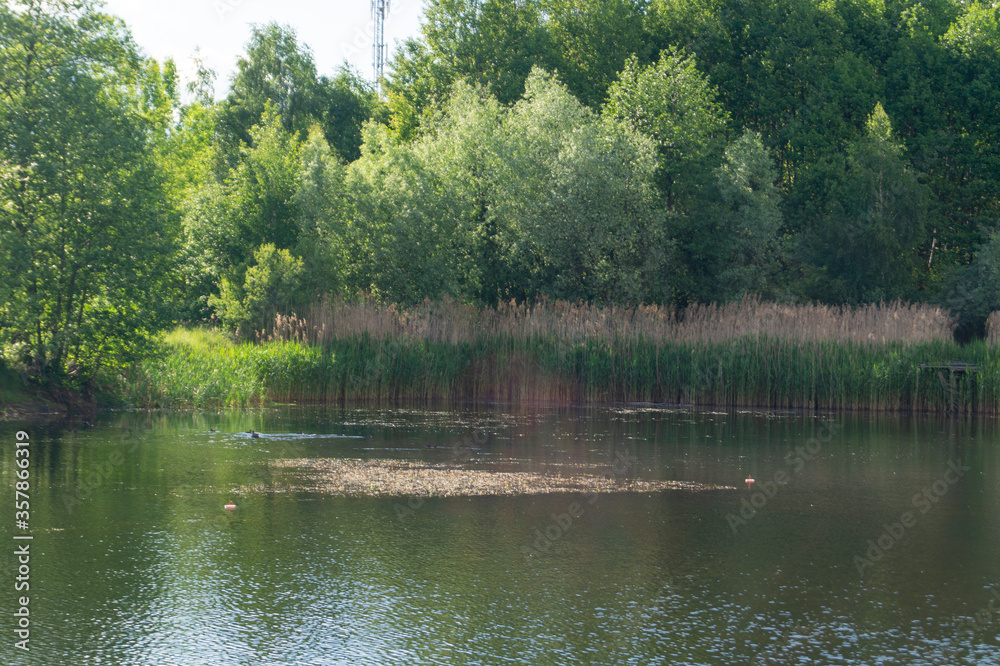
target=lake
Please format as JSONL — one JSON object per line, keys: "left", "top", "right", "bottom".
{"left": 2, "top": 405, "right": 999, "bottom": 664}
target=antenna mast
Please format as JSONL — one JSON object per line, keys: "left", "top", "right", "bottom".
{"left": 372, "top": 0, "right": 389, "bottom": 87}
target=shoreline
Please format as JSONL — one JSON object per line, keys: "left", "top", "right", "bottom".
{"left": 115, "top": 332, "right": 1000, "bottom": 415}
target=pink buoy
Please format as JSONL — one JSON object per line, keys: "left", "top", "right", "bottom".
{"left": 745, "top": 475, "right": 755, "bottom": 486}
{"left": 224, "top": 501, "right": 236, "bottom": 510}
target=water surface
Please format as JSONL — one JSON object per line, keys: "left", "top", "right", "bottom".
{"left": 2, "top": 405, "right": 999, "bottom": 664}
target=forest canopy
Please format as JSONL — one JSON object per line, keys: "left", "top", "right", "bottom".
{"left": 2, "top": 0, "right": 1000, "bottom": 386}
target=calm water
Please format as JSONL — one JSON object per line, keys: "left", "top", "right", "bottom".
{"left": 2, "top": 405, "right": 1000, "bottom": 665}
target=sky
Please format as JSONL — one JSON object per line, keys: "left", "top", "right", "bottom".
{"left": 101, "top": 0, "right": 427, "bottom": 98}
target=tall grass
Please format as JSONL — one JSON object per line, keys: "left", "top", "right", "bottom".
{"left": 123, "top": 299, "right": 1000, "bottom": 413}
{"left": 258, "top": 295, "right": 955, "bottom": 346}
{"left": 987, "top": 311, "right": 1000, "bottom": 345}
{"left": 120, "top": 328, "right": 336, "bottom": 407}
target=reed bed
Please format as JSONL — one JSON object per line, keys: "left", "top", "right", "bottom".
{"left": 987, "top": 311, "right": 1000, "bottom": 345}
{"left": 120, "top": 328, "right": 336, "bottom": 407}
{"left": 123, "top": 300, "right": 1000, "bottom": 413}
{"left": 258, "top": 295, "right": 955, "bottom": 346}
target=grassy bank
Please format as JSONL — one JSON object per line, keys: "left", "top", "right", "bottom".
{"left": 119, "top": 299, "right": 1000, "bottom": 413}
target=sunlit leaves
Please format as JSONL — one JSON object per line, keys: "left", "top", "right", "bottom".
{"left": 604, "top": 48, "right": 728, "bottom": 211}
{"left": 0, "top": 0, "right": 177, "bottom": 381}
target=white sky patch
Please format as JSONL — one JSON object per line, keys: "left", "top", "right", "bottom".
{"left": 100, "top": 0, "right": 426, "bottom": 98}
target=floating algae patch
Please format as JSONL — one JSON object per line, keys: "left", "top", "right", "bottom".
{"left": 243, "top": 458, "right": 736, "bottom": 497}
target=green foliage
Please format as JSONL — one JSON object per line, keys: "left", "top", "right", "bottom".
{"left": 0, "top": 0, "right": 179, "bottom": 384}
{"left": 346, "top": 120, "right": 475, "bottom": 305}
{"left": 219, "top": 23, "right": 381, "bottom": 165}
{"left": 942, "top": 2, "right": 1000, "bottom": 56}
{"left": 384, "top": 39, "right": 451, "bottom": 142}
{"left": 210, "top": 244, "right": 305, "bottom": 337}
{"left": 228, "top": 106, "right": 303, "bottom": 260}
{"left": 295, "top": 128, "right": 351, "bottom": 295}
{"left": 342, "top": 70, "right": 669, "bottom": 305}
{"left": 125, "top": 325, "right": 1000, "bottom": 414}
{"left": 371, "top": 0, "right": 1000, "bottom": 312}
{"left": 185, "top": 105, "right": 303, "bottom": 290}
{"left": 15, "top": 0, "right": 1000, "bottom": 404}
{"left": 714, "top": 130, "right": 786, "bottom": 300}
{"left": 604, "top": 48, "right": 728, "bottom": 212}
{"left": 317, "top": 67, "right": 385, "bottom": 163}
{"left": 498, "top": 69, "right": 669, "bottom": 303}
{"left": 123, "top": 328, "right": 331, "bottom": 407}
{"left": 938, "top": 229, "right": 1000, "bottom": 340}
{"left": 803, "top": 104, "right": 930, "bottom": 304}
{"left": 603, "top": 48, "right": 727, "bottom": 304}
{"left": 220, "top": 22, "right": 321, "bottom": 148}
{"left": 419, "top": 0, "right": 555, "bottom": 105}
{"left": 185, "top": 47, "right": 217, "bottom": 105}
{"left": 540, "top": 0, "right": 650, "bottom": 108}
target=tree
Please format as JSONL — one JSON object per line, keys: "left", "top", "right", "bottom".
{"left": 802, "top": 104, "right": 929, "bottom": 303}
{"left": 0, "top": 0, "right": 178, "bottom": 383}
{"left": 186, "top": 47, "right": 217, "bottom": 105}
{"left": 315, "top": 67, "right": 384, "bottom": 163}
{"left": 219, "top": 24, "right": 383, "bottom": 166}
{"left": 185, "top": 105, "right": 302, "bottom": 291}
{"left": 210, "top": 243, "right": 304, "bottom": 337}
{"left": 497, "top": 69, "right": 669, "bottom": 303}
{"left": 714, "top": 130, "right": 785, "bottom": 300}
{"left": 295, "top": 127, "right": 351, "bottom": 297}
{"left": 219, "top": 23, "right": 320, "bottom": 151}
{"left": 930, "top": 2, "right": 1000, "bottom": 282}
{"left": 344, "top": 120, "right": 475, "bottom": 305}
{"left": 938, "top": 227, "right": 1000, "bottom": 340}
{"left": 541, "top": 0, "right": 650, "bottom": 108}
{"left": 421, "top": 0, "right": 555, "bottom": 105}
{"left": 384, "top": 38, "right": 453, "bottom": 142}
{"left": 336, "top": 70, "right": 670, "bottom": 305}
{"left": 603, "top": 48, "right": 728, "bottom": 212}
{"left": 415, "top": 81, "right": 506, "bottom": 303}
{"left": 603, "top": 48, "right": 727, "bottom": 304}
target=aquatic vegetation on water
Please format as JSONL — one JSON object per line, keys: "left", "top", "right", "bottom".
{"left": 248, "top": 458, "right": 735, "bottom": 497}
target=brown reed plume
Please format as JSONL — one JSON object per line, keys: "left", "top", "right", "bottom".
{"left": 987, "top": 311, "right": 1000, "bottom": 345}
{"left": 259, "top": 294, "right": 956, "bottom": 346}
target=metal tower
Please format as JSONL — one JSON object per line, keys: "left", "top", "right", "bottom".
{"left": 372, "top": 0, "right": 390, "bottom": 85}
